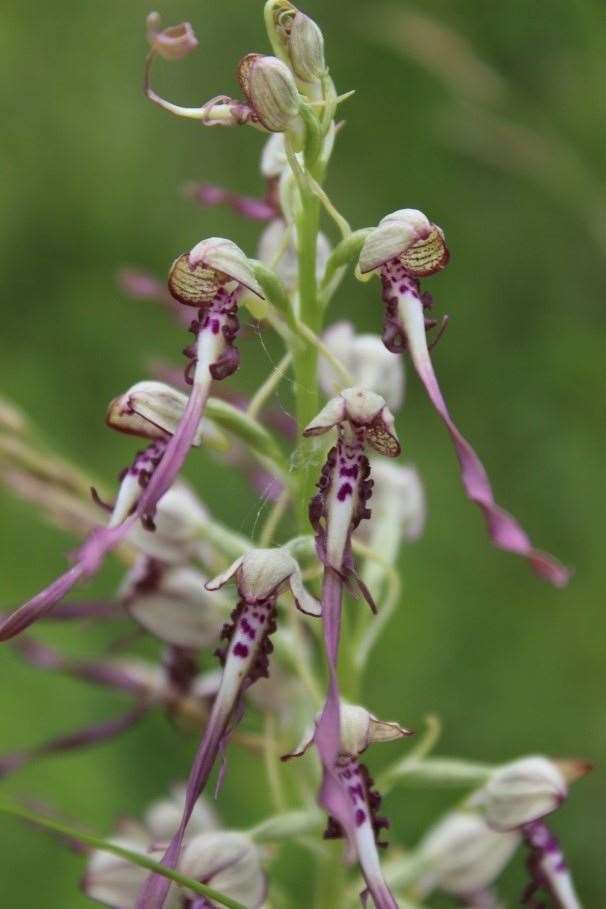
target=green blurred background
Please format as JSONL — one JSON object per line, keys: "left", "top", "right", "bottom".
{"left": 1, "top": 0, "right": 604, "bottom": 904}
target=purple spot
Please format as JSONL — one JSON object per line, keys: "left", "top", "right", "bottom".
{"left": 337, "top": 483, "right": 353, "bottom": 501}
{"left": 350, "top": 784, "right": 364, "bottom": 800}
{"left": 355, "top": 809, "right": 366, "bottom": 827}
{"left": 233, "top": 642, "right": 249, "bottom": 658}
{"left": 211, "top": 318, "right": 220, "bottom": 334}
{"left": 339, "top": 464, "right": 359, "bottom": 479}
{"left": 240, "top": 618, "right": 256, "bottom": 640}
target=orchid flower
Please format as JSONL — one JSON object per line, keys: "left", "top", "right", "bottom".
{"left": 83, "top": 782, "right": 266, "bottom": 909}
{"left": 300, "top": 390, "right": 401, "bottom": 909}
{"left": 0, "top": 240, "right": 259, "bottom": 641}
{"left": 358, "top": 209, "right": 569, "bottom": 586}
{"left": 285, "top": 702, "right": 411, "bottom": 909}
{"left": 469, "top": 756, "right": 590, "bottom": 908}
{"left": 136, "top": 546, "right": 319, "bottom": 909}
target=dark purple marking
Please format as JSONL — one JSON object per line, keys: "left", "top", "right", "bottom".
{"left": 337, "top": 483, "right": 353, "bottom": 501}
{"left": 210, "top": 318, "right": 220, "bottom": 334}
{"left": 233, "top": 642, "right": 249, "bottom": 658}
{"left": 339, "top": 464, "right": 359, "bottom": 479}
{"left": 355, "top": 808, "right": 366, "bottom": 827}
{"left": 240, "top": 618, "right": 256, "bottom": 641}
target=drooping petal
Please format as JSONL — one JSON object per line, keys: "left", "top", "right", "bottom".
{"left": 0, "top": 704, "right": 146, "bottom": 779}
{"left": 0, "top": 563, "right": 87, "bottom": 641}
{"left": 389, "top": 275, "right": 569, "bottom": 586}
{"left": 137, "top": 382, "right": 207, "bottom": 526}
{"left": 186, "top": 182, "right": 277, "bottom": 221}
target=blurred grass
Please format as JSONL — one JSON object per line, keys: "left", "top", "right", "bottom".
{"left": 0, "top": 0, "right": 604, "bottom": 904}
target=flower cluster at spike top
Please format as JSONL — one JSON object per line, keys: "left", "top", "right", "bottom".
{"left": 0, "top": 3, "right": 589, "bottom": 909}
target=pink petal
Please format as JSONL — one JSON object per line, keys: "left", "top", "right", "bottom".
{"left": 186, "top": 182, "right": 277, "bottom": 221}
{"left": 0, "top": 564, "right": 86, "bottom": 641}
{"left": 396, "top": 288, "right": 569, "bottom": 586}
{"left": 0, "top": 705, "right": 146, "bottom": 779}
{"left": 137, "top": 381, "right": 207, "bottom": 526}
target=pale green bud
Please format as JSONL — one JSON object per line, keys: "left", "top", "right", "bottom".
{"left": 289, "top": 11, "right": 327, "bottom": 82}
{"left": 239, "top": 53, "right": 302, "bottom": 133}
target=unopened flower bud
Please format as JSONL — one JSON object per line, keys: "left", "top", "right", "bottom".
{"left": 146, "top": 11, "right": 198, "bottom": 61}
{"left": 125, "top": 564, "right": 231, "bottom": 649}
{"left": 289, "top": 11, "right": 326, "bottom": 82}
{"left": 318, "top": 322, "right": 404, "bottom": 410}
{"left": 304, "top": 386, "right": 400, "bottom": 457}
{"left": 417, "top": 811, "right": 520, "bottom": 897}
{"left": 168, "top": 237, "right": 263, "bottom": 306}
{"left": 239, "top": 54, "right": 302, "bottom": 132}
{"left": 206, "top": 547, "right": 321, "bottom": 616}
{"left": 180, "top": 832, "right": 266, "bottom": 908}
{"left": 358, "top": 208, "right": 449, "bottom": 277}
{"left": 471, "top": 756, "right": 569, "bottom": 831}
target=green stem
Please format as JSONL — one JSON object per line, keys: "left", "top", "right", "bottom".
{"left": 292, "top": 182, "right": 323, "bottom": 530}
{"left": 0, "top": 800, "right": 247, "bottom": 909}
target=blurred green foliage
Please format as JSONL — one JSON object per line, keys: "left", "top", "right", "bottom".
{"left": 0, "top": 0, "right": 604, "bottom": 905}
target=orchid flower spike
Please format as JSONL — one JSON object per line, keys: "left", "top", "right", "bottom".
{"left": 136, "top": 547, "right": 318, "bottom": 909}
{"left": 358, "top": 208, "right": 569, "bottom": 587}
{"left": 285, "top": 701, "right": 410, "bottom": 909}
{"left": 84, "top": 783, "right": 266, "bottom": 909}
{"left": 319, "top": 322, "right": 404, "bottom": 411}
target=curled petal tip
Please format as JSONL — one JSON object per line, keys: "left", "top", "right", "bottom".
{"left": 146, "top": 12, "right": 198, "bottom": 62}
